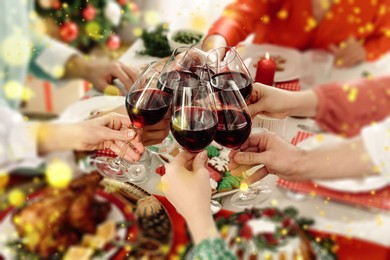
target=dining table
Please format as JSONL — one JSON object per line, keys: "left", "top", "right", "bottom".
{"left": 2, "top": 38, "right": 390, "bottom": 259}
{"left": 117, "top": 39, "right": 390, "bottom": 258}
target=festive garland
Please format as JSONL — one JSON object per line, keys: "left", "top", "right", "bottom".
{"left": 35, "top": 0, "right": 140, "bottom": 52}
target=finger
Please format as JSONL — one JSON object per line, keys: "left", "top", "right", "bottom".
{"left": 230, "top": 164, "right": 253, "bottom": 177}
{"left": 172, "top": 151, "right": 197, "bottom": 166}
{"left": 112, "top": 65, "right": 134, "bottom": 90}
{"left": 101, "top": 128, "right": 137, "bottom": 142}
{"left": 192, "top": 150, "right": 208, "bottom": 172}
{"left": 121, "top": 64, "right": 139, "bottom": 86}
{"left": 233, "top": 151, "right": 269, "bottom": 166}
{"left": 97, "top": 112, "right": 133, "bottom": 130}
{"left": 109, "top": 143, "right": 141, "bottom": 161}
{"left": 243, "top": 167, "right": 269, "bottom": 185}
{"left": 328, "top": 44, "right": 339, "bottom": 54}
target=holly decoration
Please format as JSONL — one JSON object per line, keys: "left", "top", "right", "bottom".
{"left": 36, "top": 0, "right": 140, "bottom": 52}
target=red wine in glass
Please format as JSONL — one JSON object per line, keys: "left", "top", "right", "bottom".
{"left": 159, "top": 70, "right": 199, "bottom": 96}
{"left": 211, "top": 71, "right": 253, "bottom": 101}
{"left": 126, "top": 89, "right": 171, "bottom": 128}
{"left": 170, "top": 107, "right": 217, "bottom": 153}
{"left": 214, "top": 108, "right": 252, "bottom": 149}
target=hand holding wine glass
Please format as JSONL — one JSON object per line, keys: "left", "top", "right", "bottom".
{"left": 94, "top": 62, "right": 173, "bottom": 182}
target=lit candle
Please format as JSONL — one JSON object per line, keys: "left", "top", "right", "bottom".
{"left": 255, "top": 52, "right": 276, "bottom": 86}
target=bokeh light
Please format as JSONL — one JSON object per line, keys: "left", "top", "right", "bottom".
{"left": 45, "top": 159, "right": 73, "bottom": 189}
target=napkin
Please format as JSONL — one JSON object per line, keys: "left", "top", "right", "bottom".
{"left": 275, "top": 79, "right": 301, "bottom": 91}
{"left": 278, "top": 131, "right": 390, "bottom": 211}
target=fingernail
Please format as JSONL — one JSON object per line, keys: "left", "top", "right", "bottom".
{"left": 127, "top": 130, "right": 135, "bottom": 138}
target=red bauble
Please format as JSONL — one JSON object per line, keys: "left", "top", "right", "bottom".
{"left": 106, "top": 35, "right": 121, "bottom": 50}
{"left": 52, "top": 0, "right": 61, "bottom": 10}
{"left": 59, "top": 22, "right": 79, "bottom": 43}
{"left": 82, "top": 4, "right": 96, "bottom": 21}
{"left": 117, "top": 0, "right": 127, "bottom": 6}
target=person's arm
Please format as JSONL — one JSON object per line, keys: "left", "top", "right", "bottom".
{"left": 161, "top": 152, "right": 236, "bottom": 259}
{"left": 230, "top": 132, "right": 376, "bottom": 184}
{"left": 314, "top": 75, "right": 390, "bottom": 137}
{"left": 362, "top": 2, "right": 390, "bottom": 61}
{"left": 204, "top": 0, "right": 273, "bottom": 49}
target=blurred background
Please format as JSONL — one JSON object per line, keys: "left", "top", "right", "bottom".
{"left": 23, "top": 0, "right": 232, "bottom": 116}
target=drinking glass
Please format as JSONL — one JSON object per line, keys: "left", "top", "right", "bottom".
{"left": 94, "top": 62, "right": 173, "bottom": 182}
{"left": 207, "top": 46, "right": 253, "bottom": 101}
{"left": 170, "top": 75, "right": 218, "bottom": 153}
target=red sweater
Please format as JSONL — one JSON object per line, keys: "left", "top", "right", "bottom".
{"left": 315, "top": 75, "right": 390, "bottom": 136}
{"left": 207, "top": 0, "right": 390, "bottom": 60}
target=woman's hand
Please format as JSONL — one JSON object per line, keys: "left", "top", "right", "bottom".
{"left": 88, "top": 105, "right": 170, "bottom": 146}
{"left": 229, "top": 132, "right": 304, "bottom": 184}
{"left": 248, "top": 83, "right": 318, "bottom": 118}
{"left": 38, "top": 113, "right": 145, "bottom": 162}
{"left": 329, "top": 37, "right": 366, "bottom": 68}
{"left": 65, "top": 56, "right": 139, "bottom": 93}
{"left": 161, "top": 151, "right": 219, "bottom": 244}
{"left": 161, "top": 151, "right": 211, "bottom": 219}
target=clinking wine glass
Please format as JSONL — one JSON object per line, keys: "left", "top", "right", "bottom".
{"left": 207, "top": 46, "right": 253, "bottom": 101}
{"left": 169, "top": 70, "right": 222, "bottom": 213}
{"left": 94, "top": 62, "right": 173, "bottom": 182}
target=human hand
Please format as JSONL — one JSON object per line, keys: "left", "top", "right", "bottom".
{"left": 161, "top": 151, "right": 211, "bottom": 221}
{"left": 88, "top": 105, "right": 170, "bottom": 146}
{"left": 229, "top": 132, "right": 304, "bottom": 184}
{"left": 72, "top": 112, "right": 145, "bottom": 161}
{"left": 329, "top": 37, "right": 366, "bottom": 68}
{"left": 247, "top": 83, "right": 294, "bottom": 118}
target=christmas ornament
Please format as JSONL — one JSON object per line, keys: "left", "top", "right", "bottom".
{"left": 106, "top": 35, "right": 121, "bottom": 50}
{"left": 82, "top": 4, "right": 96, "bottom": 21}
{"left": 59, "top": 21, "right": 79, "bottom": 42}
{"left": 85, "top": 21, "right": 101, "bottom": 40}
{"left": 117, "top": 0, "right": 127, "bottom": 6}
{"left": 104, "top": 1, "right": 122, "bottom": 26}
{"left": 52, "top": 0, "right": 61, "bottom": 10}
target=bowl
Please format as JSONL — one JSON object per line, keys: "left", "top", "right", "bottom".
{"left": 167, "top": 28, "right": 204, "bottom": 50}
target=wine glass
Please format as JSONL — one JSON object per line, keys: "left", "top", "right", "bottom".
{"left": 169, "top": 67, "right": 222, "bottom": 213}
{"left": 94, "top": 62, "right": 173, "bottom": 182}
{"left": 170, "top": 74, "right": 217, "bottom": 152}
{"left": 207, "top": 46, "right": 253, "bottom": 101}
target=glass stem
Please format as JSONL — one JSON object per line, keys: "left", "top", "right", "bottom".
{"left": 110, "top": 127, "right": 143, "bottom": 167}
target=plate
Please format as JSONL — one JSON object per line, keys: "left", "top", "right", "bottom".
{"left": 58, "top": 96, "right": 125, "bottom": 123}
{"left": 0, "top": 177, "right": 172, "bottom": 259}
{"left": 297, "top": 134, "right": 390, "bottom": 193}
{"left": 236, "top": 43, "right": 301, "bottom": 82}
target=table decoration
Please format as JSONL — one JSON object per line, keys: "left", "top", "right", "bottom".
{"left": 255, "top": 52, "right": 276, "bottom": 86}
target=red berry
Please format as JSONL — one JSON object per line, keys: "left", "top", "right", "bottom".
{"left": 82, "top": 4, "right": 96, "bottom": 21}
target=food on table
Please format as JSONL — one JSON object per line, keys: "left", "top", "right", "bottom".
{"left": 216, "top": 207, "right": 312, "bottom": 259}
{"left": 63, "top": 246, "right": 93, "bottom": 260}
{"left": 12, "top": 172, "right": 111, "bottom": 258}
{"left": 136, "top": 196, "right": 171, "bottom": 242}
{"left": 253, "top": 54, "right": 286, "bottom": 71}
{"left": 172, "top": 30, "right": 203, "bottom": 45}
{"left": 206, "top": 145, "right": 242, "bottom": 193}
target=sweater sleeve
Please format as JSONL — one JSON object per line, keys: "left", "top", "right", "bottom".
{"left": 363, "top": 0, "right": 390, "bottom": 61}
{"left": 205, "top": 0, "right": 272, "bottom": 47}
{"left": 361, "top": 116, "right": 390, "bottom": 177}
{"left": 186, "top": 238, "right": 237, "bottom": 260}
{"left": 314, "top": 75, "right": 390, "bottom": 137}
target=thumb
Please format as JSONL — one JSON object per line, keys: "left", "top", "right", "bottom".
{"left": 328, "top": 44, "right": 338, "bottom": 54}
{"left": 192, "top": 150, "right": 208, "bottom": 172}
{"left": 233, "top": 151, "right": 268, "bottom": 166}
{"left": 101, "top": 128, "right": 136, "bottom": 142}
{"left": 247, "top": 103, "right": 264, "bottom": 117}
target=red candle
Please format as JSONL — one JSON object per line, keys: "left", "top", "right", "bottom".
{"left": 255, "top": 52, "right": 276, "bottom": 86}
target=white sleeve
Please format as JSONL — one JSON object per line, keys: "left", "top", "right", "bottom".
{"left": 361, "top": 117, "right": 390, "bottom": 177}
{"left": 34, "top": 38, "right": 80, "bottom": 79}
{"left": 0, "top": 107, "right": 43, "bottom": 172}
